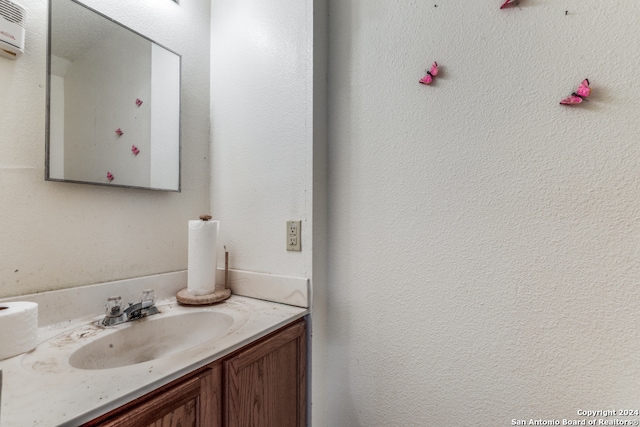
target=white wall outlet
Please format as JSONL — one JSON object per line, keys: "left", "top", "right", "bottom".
{"left": 287, "top": 220, "right": 301, "bottom": 251}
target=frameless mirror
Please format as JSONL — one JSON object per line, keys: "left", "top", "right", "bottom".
{"left": 46, "top": 0, "right": 181, "bottom": 191}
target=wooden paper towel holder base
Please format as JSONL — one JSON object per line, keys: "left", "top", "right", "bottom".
{"left": 176, "top": 287, "right": 231, "bottom": 306}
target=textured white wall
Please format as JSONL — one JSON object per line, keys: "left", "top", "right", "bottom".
{"left": 327, "top": 0, "right": 640, "bottom": 425}
{"left": 0, "top": 0, "right": 211, "bottom": 298}
{"left": 209, "top": 0, "right": 328, "bottom": 424}
{"left": 209, "top": 0, "right": 313, "bottom": 280}
{"left": 311, "top": 0, "right": 329, "bottom": 425}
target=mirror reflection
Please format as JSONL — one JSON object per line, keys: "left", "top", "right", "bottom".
{"left": 46, "top": 0, "right": 181, "bottom": 191}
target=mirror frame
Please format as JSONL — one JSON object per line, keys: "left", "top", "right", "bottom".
{"left": 45, "top": 0, "right": 182, "bottom": 192}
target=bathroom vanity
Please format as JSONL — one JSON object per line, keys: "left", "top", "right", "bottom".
{"left": 0, "top": 271, "right": 309, "bottom": 427}
{"left": 83, "top": 318, "right": 306, "bottom": 427}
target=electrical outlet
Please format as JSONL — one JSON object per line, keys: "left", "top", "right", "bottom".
{"left": 287, "top": 220, "right": 301, "bottom": 251}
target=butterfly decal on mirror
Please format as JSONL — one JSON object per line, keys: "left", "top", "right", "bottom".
{"left": 131, "top": 145, "right": 140, "bottom": 155}
{"left": 560, "top": 79, "right": 591, "bottom": 105}
{"left": 419, "top": 62, "right": 439, "bottom": 85}
{"left": 107, "top": 172, "right": 114, "bottom": 182}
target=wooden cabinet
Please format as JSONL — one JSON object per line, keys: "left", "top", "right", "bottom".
{"left": 83, "top": 319, "right": 306, "bottom": 427}
{"left": 224, "top": 319, "right": 306, "bottom": 427}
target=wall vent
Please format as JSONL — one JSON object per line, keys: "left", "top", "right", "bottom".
{"left": 0, "top": 0, "right": 25, "bottom": 59}
{"left": 0, "top": 0, "right": 25, "bottom": 27}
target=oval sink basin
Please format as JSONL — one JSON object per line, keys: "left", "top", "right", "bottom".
{"left": 69, "top": 311, "right": 234, "bottom": 370}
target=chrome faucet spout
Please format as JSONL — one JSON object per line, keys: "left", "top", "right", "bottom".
{"left": 101, "top": 290, "right": 159, "bottom": 326}
{"left": 124, "top": 301, "right": 159, "bottom": 321}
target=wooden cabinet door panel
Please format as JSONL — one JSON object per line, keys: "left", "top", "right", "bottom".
{"left": 83, "top": 363, "right": 221, "bottom": 427}
{"left": 224, "top": 320, "right": 306, "bottom": 427}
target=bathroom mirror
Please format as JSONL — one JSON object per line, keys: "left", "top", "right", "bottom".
{"left": 46, "top": 0, "right": 181, "bottom": 191}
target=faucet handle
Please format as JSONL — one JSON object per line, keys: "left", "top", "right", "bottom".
{"left": 140, "top": 289, "right": 156, "bottom": 308}
{"left": 105, "top": 296, "right": 123, "bottom": 316}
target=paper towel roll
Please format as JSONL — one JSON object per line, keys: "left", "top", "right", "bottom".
{"left": 0, "top": 302, "right": 38, "bottom": 361}
{"left": 187, "top": 220, "right": 219, "bottom": 296}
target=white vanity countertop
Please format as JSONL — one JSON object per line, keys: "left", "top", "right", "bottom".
{"left": 0, "top": 295, "right": 307, "bottom": 427}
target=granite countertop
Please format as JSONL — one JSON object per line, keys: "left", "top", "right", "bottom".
{"left": 0, "top": 271, "right": 309, "bottom": 427}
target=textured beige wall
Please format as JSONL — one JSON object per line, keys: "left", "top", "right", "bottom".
{"left": 0, "top": 0, "right": 211, "bottom": 298}
{"left": 326, "top": 1, "right": 640, "bottom": 425}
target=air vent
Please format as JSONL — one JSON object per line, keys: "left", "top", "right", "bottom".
{"left": 0, "top": 0, "right": 25, "bottom": 59}
{"left": 0, "top": 0, "right": 25, "bottom": 28}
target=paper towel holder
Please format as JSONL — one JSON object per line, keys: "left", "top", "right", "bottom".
{"left": 177, "top": 217, "right": 231, "bottom": 305}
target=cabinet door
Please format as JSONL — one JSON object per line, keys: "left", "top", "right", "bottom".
{"left": 224, "top": 320, "right": 306, "bottom": 427}
{"left": 83, "top": 363, "right": 222, "bottom": 427}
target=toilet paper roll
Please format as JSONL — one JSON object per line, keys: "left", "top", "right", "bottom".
{"left": 0, "top": 302, "right": 38, "bottom": 361}
{"left": 187, "top": 220, "right": 219, "bottom": 296}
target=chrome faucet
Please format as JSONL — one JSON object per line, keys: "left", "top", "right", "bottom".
{"left": 101, "top": 290, "right": 159, "bottom": 326}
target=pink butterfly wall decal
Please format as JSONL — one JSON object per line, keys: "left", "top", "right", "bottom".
{"left": 115, "top": 128, "right": 124, "bottom": 136}
{"left": 500, "top": 0, "right": 519, "bottom": 9}
{"left": 560, "top": 79, "right": 591, "bottom": 105}
{"left": 419, "top": 62, "right": 439, "bottom": 85}
{"left": 131, "top": 145, "right": 140, "bottom": 155}
{"left": 107, "top": 172, "right": 114, "bottom": 181}
{"left": 135, "top": 98, "right": 143, "bottom": 107}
